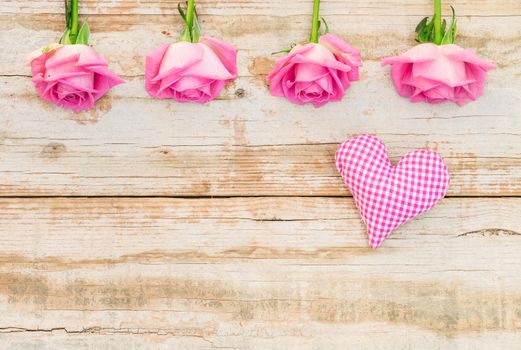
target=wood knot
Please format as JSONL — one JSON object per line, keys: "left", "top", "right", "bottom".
{"left": 41, "top": 143, "right": 66, "bottom": 158}
{"left": 235, "top": 88, "right": 246, "bottom": 98}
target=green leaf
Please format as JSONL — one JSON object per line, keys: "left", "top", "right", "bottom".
{"left": 416, "top": 16, "right": 436, "bottom": 43}
{"left": 64, "top": 0, "right": 72, "bottom": 29}
{"left": 180, "top": 28, "right": 190, "bottom": 41}
{"left": 75, "top": 21, "right": 90, "bottom": 45}
{"left": 192, "top": 9, "right": 200, "bottom": 42}
{"left": 177, "top": 3, "right": 187, "bottom": 23}
{"left": 320, "top": 17, "right": 329, "bottom": 35}
{"left": 271, "top": 43, "right": 296, "bottom": 55}
{"left": 178, "top": 2, "right": 194, "bottom": 42}
{"left": 426, "top": 18, "right": 435, "bottom": 40}
{"left": 60, "top": 28, "right": 72, "bottom": 44}
{"left": 271, "top": 48, "right": 292, "bottom": 55}
{"left": 415, "top": 17, "right": 428, "bottom": 34}
{"left": 441, "top": 6, "right": 457, "bottom": 44}
{"left": 179, "top": 2, "right": 201, "bottom": 43}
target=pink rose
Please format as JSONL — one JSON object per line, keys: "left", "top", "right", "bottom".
{"left": 381, "top": 43, "right": 495, "bottom": 106}
{"left": 145, "top": 36, "right": 238, "bottom": 103}
{"left": 267, "top": 34, "right": 362, "bottom": 108}
{"left": 28, "top": 44, "right": 124, "bottom": 112}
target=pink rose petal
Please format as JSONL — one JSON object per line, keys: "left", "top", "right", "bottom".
{"left": 28, "top": 44, "right": 123, "bottom": 112}
{"left": 267, "top": 34, "right": 362, "bottom": 108}
{"left": 145, "top": 39, "right": 238, "bottom": 103}
{"left": 382, "top": 43, "right": 495, "bottom": 106}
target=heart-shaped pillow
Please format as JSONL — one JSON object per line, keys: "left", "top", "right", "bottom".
{"left": 335, "top": 134, "right": 450, "bottom": 249}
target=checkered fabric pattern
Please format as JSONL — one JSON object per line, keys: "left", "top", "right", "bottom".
{"left": 335, "top": 134, "right": 450, "bottom": 249}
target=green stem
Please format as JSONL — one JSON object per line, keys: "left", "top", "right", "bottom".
{"left": 433, "top": 0, "right": 442, "bottom": 45}
{"left": 181, "top": 0, "right": 196, "bottom": 42}
{"left": 309, "top": 0, "right": 320, "bottom": 43}
{"left": 70, "top": 0, "right": 79, "bottom": 42}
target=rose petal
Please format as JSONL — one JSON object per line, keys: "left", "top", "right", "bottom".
{"left": 281, "top": 71, "right": 304, "bottom": 105}
{"left": 170, "top": 75, "right": 213, "bottom": 92}
{"left": 268, "top": 63, "right": 295, "bottom": 96}
{"left": 319, "top": 34, "right": 361, "bottom": 62}
{"left": 209, "top": 80, "right": 226, "bottom": 101}
{"left": 402, "top": 74, "right": 442, "bottom": 92}
{"left": 30, "top": 50, "right": 55, "bottom": 87}
{"left": 181, "top": 43, "right": 236, "bottom": 80}
{"left": 154, "top": 42, "right": 204, "bottom": 81}
{"left": 269, "top": 44, "right": 315, "bottom": 78}
{"left": 290, "top": 44, "right": 353, "bottom": 72}
{"left": 267, "top": 38, "right": 358, "bottom": 107}
{"left": 145, "top": 43, "right": 171, "bottom": 97}
{"left": 389, "top": 63, "right": 415, "bottom": 97}
{"left": 45, "top": 51, "right": 80, "bottom": 70}
{"left": 29, "top": 45, "right": 122, "bottom": 111}
{"left": 294, "top": 63, "right": 329, "bottom": 82}
{"left": 382, "top": 43, "right": 494, "bottom": 106}
{"left": 91, "top": 73, "right": 123, "bottom": 100}
{"left": 412, "top": 54, "right": 469, "bottom": 87}
{"left": 294, "top": 81, "right": 313, "bottom": 95}
{"left": 442, "top": 44, "right": 496, "bottom": 71}
{"left": 314, "top": 73, "right": 333, "bottom": 94}
{"left": 463, "top": 64, "right": 486, "bottom": 100}
{"left": 326, "top": 67, "right": 347, "bottom": 101}
{"left": 87, "top": 65, "right": 125, "bottom": 87}
{"left": 157, "top": 73, "right": 181, "bottom": 98}
{"left": 424, "top": 84, "right": 453, "bottom": 100}
{"left": 73, "top": 45, "right": 110, "bottom": 67}
{"left": 268, "top": 44, "right": 316, "bottom": 97}
{"left": 199, "top": 36, "right": 238, "bottom": 80}
{"left": 382, "top": 43, "right": 439, "bottom": 66}
{"left": 319, "top": 33, "right": 362, "bottom": 80}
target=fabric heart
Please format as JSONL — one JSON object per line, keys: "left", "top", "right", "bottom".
{"left": 335, "top": 134, "right": 450, "bottom": 249}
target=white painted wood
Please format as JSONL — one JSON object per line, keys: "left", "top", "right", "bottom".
{"left": 3, "top": 0, "right": 521, "bottom": 16}
{"left": 0, "top": 69, "right": 519, "bottom": 196}
{"left": 1, "top": 0, "right": 519, "bottom": 196}
{"left": 0, "top": 0, "right": 520, "bottom": 348}
{"left": 0, "top": 197, "right": 519, "bottom": 349}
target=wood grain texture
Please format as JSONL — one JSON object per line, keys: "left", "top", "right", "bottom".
{"left": 0, "top": 197, "right": 520, "bottom": 349}
{"left": 1, "top": 0, "right": 521, "bottom": 348}
{"left": 1, "top": 0, "right": 520, "bottom": 196}
{"left": 1, "top": 1, "right": 520, "bottom": 196}
{"left": 3, "top": 0, "right": 521, "bottom": 16}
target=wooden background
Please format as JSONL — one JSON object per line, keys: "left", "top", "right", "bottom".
{"left": 1, "top": 0, "right": 521, "bottom": 348}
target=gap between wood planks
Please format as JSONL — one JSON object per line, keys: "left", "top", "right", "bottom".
{"left": 0, "top": 195, "right": 519, "bottom": 198}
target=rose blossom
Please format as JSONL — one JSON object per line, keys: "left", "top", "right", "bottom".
{"left": 267, "top": 33, "right": 362, "bottom": 108}
{"left": 145, "top": 36, "right": 238, "bottom": 103}
{"left": 381, "top": 43, "right": 495, "bottom": 106}
{"left": 28, "top": 44, "right": 124, "bottom": 112}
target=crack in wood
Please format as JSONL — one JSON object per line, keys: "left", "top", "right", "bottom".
{"left": 458, "top": 228, "right": 521, "bottom": 237}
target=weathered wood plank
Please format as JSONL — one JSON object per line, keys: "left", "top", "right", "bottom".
{"left": 1, "top": 3, "right": 519, "bottom": 197}
{"left": 0, "top": 197, "right": 519, "bottom": 349}
{"left": 1, "top": 332, "right": 521, "bottom": 350}
{"left": 2, "top": 0, "right": 521, "bottom": 16}
{"left": 4, "top": 14, "right": 520, "bottom": 77}
{"left": 0, "top": 70, "right": 519, "bottom": 196}
{"left": 1, "top": 0, "right": 520, "bottom": 348}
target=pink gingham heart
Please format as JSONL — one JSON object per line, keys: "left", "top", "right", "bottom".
{"left": 335, "top": 134, "right": 450, "bottom": 249}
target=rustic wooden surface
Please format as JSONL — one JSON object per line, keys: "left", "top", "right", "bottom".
{"left": 1, "top": 0, "right": 520, "bottom": 348}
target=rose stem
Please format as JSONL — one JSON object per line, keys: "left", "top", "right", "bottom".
{"left": 70, "top": 0, "right": 79, "bottom": 43}
{"left": 310, "top": 0, "right": 320, "bottom": 43}
{"left": 433, "top": 0, "right": 442, "bottom": 44}
{"left": 185, "top": 0, "right": 196, "bottom": 42}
